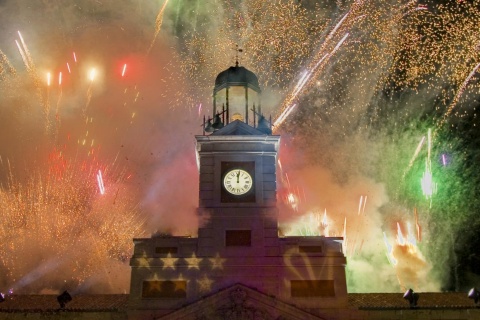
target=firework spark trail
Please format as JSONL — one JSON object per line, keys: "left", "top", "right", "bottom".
{"left": 17, "top": 31, "right": 34, "bottom": 69}
{"left": 439, "top": 62, "right": 480, "bottom": 128}
{"left": 57, "top": 71, "right": 62, "bottom": 98}
{"left": 357, "top": 195, "right": 367, "bottom": 216}
{"left": 421, "top": 129, "right": 436, "bottom": 207}
{"left": 14, "top": 32, "right": 52, "bottom": 131}
{"left": 273, "top": 33, "right": 350, "bottom": 130}
{"left": 414, "top": 208, "right": 421, "bottom": 242}
{"left": 84, "top": 68, "right": 97, "bottom": 114}
{"left": 147, "top": 0, "right": 170, "bottom": 55}
{"left": 402, "top": 4, "right": 428, "bottom": 18}
{"left": 403, "top": 136, "right": 425, "bottom": 178}
{"left": 271, "top": 2, "right": 362, "bottom": 129}
{"left": 0, "top": 50, "right": 16, "bottom": 78}
{"left": 97, "top": 170, "right": 106, "bottom": 195}
{"left": 273, "top": 103, "right": 297, "bottom": 128}
{"left": 15, "top": 40, "right": 29, "bottom": 71}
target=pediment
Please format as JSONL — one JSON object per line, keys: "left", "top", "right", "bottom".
{"left": 159, "top": 284, "right": 325, "bottom": 320}
{"left": 211, "top": 120, "right": 267, "bottom": 136}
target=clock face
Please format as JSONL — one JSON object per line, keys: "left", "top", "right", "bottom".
{"left": 223, "top": 169, "right": 253, "bottom": 195}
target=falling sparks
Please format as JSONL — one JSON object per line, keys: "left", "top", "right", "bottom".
{"left": 421, "top": 129, "right": 436, "bottom": 206}
{"left": 147, "top": 0, "right": 170, "bottom": 54}
{"left": 96, "top": 170, "right": 106, "bottom": 195}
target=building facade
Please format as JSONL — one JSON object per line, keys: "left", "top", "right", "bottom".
{"left": 128, "top": 64, "right": 348, "bottom": 320}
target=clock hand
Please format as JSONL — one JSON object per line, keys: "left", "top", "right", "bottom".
{"left": 236, "top": 170, "right": 240, "bottom": 183}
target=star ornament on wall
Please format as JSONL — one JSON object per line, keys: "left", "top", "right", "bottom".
{"left": 209, "top": 253, "right": 226, "bottom": 270}
{"left": 135, "top": 257, "right": 152, "bottom": 268}
{"left": 196, "top": 275, "right": 214, "bottom": 293}
{"left": 185, "top": 253, "right": 202, "bottom": 270}
{"left": 161, "top": 253, "right": 178, "bottom": 270}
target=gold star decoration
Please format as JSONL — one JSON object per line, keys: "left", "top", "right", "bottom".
{"left": 161, "top": 253, "right": 178, "bottom": 270}
{"left": 196, "top": 275, "right": 214, "bottom": 293}
{"left": 184, "top": 253, "right": 202, "bottom": 270}
{"left": 209, "top": 253, "right": 226, "bottom": 270}
{"left": 135, "top": 257, "right": 151, "bottom": 268}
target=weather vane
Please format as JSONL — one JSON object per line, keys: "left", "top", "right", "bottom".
{"left": 234, "top": 44, "right": 243, "bottom": 67}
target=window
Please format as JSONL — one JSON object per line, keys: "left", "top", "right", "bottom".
{"left": 155, "top": 247, "right": 178, "bottom": 255}
{"left": 225, "top": 230, "right": 251, "bottom": 246}
{"left": 142, "top": 280, "right": 186, "bottom": 299}
{"left": 290, "top": 280, "right": 335, "bottom": 297}
{"left": 299, "top": 246, "right": 323, "bottom": 253}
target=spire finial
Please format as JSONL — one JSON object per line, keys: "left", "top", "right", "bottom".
{"left": 234, "top": 44, "right": 243, "bottom": 67}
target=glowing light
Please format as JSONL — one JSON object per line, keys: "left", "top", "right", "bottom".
{"left": 89, "top": 68, "right": 96, "bottom": 82}
{"left": 321, "top": 209, "right": 329, "bottom": 237}
{"left": 73, "top": 52, "right": 77, "bottom": 62}
{"left": 47, "top": 72, "right": 51, "bottom": 86}
{"left": 66, "top": 62, "right": 71, "bottom": 73}
{"left": 421, "top": 166, "right": 435, "bottom": 198}
{"left": 122, "top": 63, "right": 127, "bottom": 77}
{"left": 58, "top": 72, "right": 62, "bottom": 86}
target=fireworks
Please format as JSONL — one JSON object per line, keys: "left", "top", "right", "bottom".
{"left": 0, "top": 155, "right": 145, "bottom": 293}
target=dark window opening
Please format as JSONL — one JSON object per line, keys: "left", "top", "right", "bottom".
{"left": 291, "top": 280, "right": 335, "bottom": 297}
{"left": 299, "top": 246, "right": 323, "bottom": 253}
{"left": 155, "top": 247, "right": 178, "bottom": 255}
{"left": 225, "top": 230, "right": 251, "bottom": 246}
{"left": 142, "top": 280, "right": 186, "bottom": 299}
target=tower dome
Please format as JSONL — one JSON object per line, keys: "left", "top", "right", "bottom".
{"left": 214, "top": 65, "right": 261, "bottom": 93}
{"left": 212, "top": 63, "right": 262, "bottom": 127}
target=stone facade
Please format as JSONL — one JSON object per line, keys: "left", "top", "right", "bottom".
{"left": 128, "top": 121, "right": 348, "bottom": 319}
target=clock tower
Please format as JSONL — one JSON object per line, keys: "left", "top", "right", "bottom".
{"left": 128, "top": 63, "right": 348, "bottom": 320}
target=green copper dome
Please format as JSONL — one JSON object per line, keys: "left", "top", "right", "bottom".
{"left": 214, "top": 65, "right": 261, "bottom": 93}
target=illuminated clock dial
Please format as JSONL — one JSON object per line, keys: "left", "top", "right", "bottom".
{"left": 223, "top": 169, "right": 253, "bottom": 195}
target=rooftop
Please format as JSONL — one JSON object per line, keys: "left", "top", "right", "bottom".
{"left": 0, "top": 292, "right": 476, "bottom": 312}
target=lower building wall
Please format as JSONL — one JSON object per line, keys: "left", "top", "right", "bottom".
{"left": 0, "top": 311, "right": 127, "bottom": 320}
{"left": 355, "top": 309, "right": 480, "bottom": 320}
{"left": 1, "top": 307, "right": 479, "bottom": 319}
